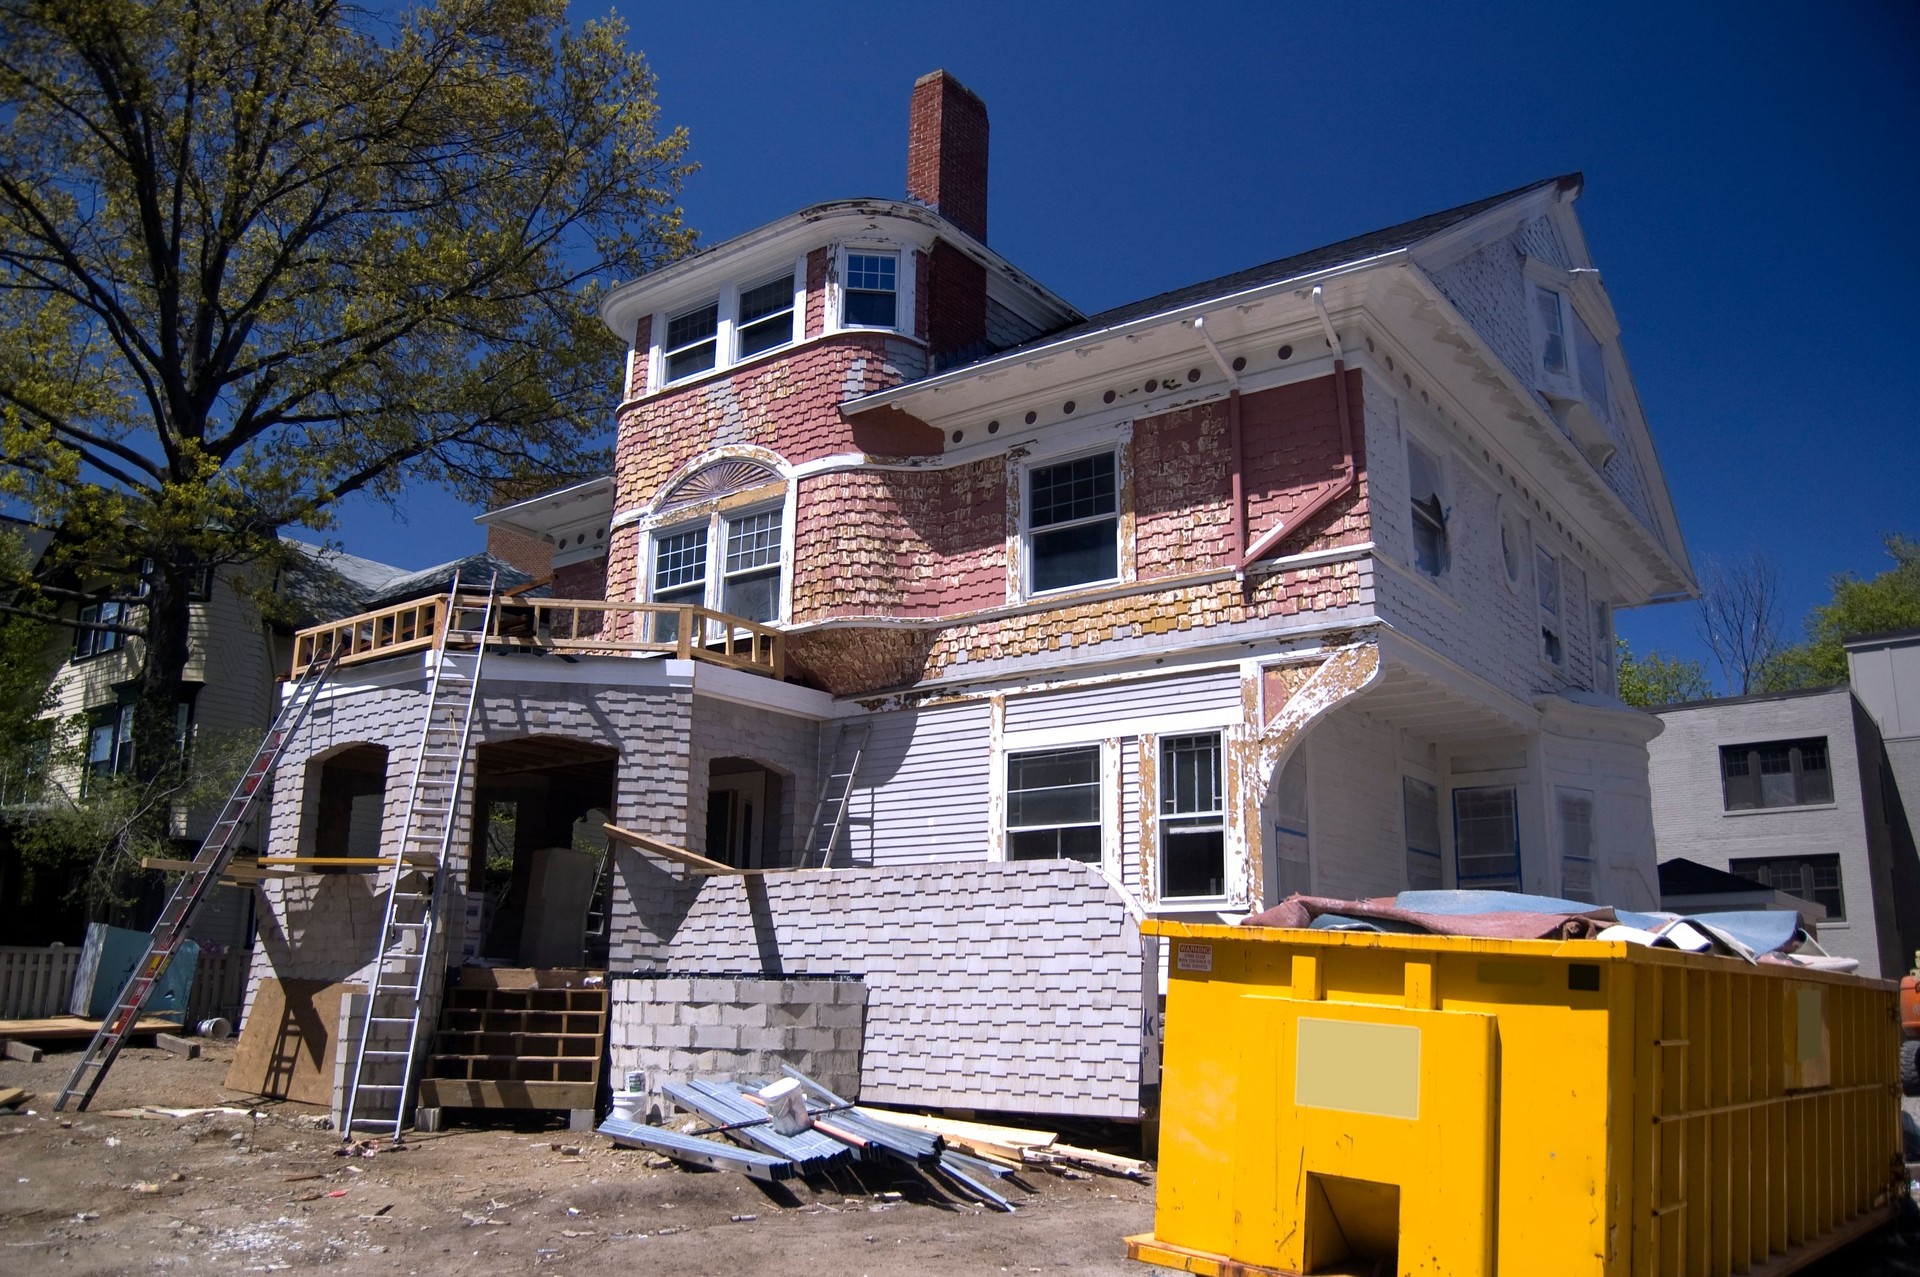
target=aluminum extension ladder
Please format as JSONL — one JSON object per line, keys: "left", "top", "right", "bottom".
{"left": 339, "top": 575, "right": 496, "bottom": 1142}
{"left": 53, "top": 647, "right": 344, "bottom": 1112}
{"left": 799, "top": 721, "right": 870, "bottom": 868}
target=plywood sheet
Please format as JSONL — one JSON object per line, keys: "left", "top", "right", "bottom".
{"left": 224, "top": 978, "right": 362, "bottom": 1106}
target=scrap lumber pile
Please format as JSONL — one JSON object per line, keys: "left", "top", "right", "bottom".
{"left": 599, "top": 1063, "right": 1145, "bottom": 1210}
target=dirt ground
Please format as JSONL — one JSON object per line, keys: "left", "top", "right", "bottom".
{"left": 0, "top": 1039, "right": 1154, "bottom": 1275}
{"left": 5, "top": 1040, "right": 1920, "bottom": 1275}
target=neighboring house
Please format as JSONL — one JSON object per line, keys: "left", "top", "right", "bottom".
{"left": 253, "top": 71, "right": 1695, "bottom": 1122}
{"left": 1847, "top": 627, "right": 1920, "bottom": 974}
{"left": 20, "top": 538, "right": 523, "bottom": 949}
{"left": 1647, "top": 687, "right": 1916, "bottom": 978}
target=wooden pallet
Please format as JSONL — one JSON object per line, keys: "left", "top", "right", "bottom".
{"left": 416, "top": 969, "right": 607, "bottom": 1114}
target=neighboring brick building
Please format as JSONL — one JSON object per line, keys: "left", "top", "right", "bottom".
{"left": 257, "top": 70, "right": 1696, "bottom": 1121}
{"left": 1648, "top": 687, "right": 1917, "bottom": 978}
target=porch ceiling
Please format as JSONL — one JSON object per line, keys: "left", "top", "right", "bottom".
{"left": 1344, "top": 659, "right": 1535, "bottom": 744}
{"left": 474, "top": 735, "right": 618, "bottom": 783}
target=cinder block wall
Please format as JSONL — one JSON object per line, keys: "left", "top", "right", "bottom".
{"left": 610, "top": 859, "right": 1152, "bottom": 1118}
{"left": 609, "top": 974, "right": 866, "bottom": 1103}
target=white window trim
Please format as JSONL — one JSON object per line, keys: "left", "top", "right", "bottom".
{"left": 732, "top": 267, "right": 801, "bottom": 363}
{"left": 1020, "top": 446, "right": 1124, "bottom": 600}
{"left": 1593, "top": 601, "right": 1616, "bottom": 696}
{"left": 646, "top": 497, "right": 789, "bottom": 625}
{"left": 826, "top": 242, "right": 915, "bottom": 338}
{"left": 1404, "top": 431, "right": 1450, "bottom": 582}
{"left": 647, "top": 254, "right": 810, "bottom": 392}
{"left": 1152, "top": 729, "right": 1234, "bottom": 907}
{"left": 1535, "top": 539, "right": 1565, "bottom": 672}
{"left": 998, "top": 738, "right": 1116, "bottom": 872}
{"left": 1523, "top": 258, "right": 1578, "bottom": 400}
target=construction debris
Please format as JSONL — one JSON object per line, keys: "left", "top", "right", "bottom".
{"left": 0, "top": 1087, "right": 34, "bottom": 1111}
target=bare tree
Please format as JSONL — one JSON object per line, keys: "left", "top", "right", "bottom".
{"left": 1696, "top": 553, "right": 1784, "bottom": 696}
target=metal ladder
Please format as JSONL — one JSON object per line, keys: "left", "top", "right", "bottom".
{"left": 340, "top": 576, "right": 496, "bottom": 1142}
{"left": 799, "top": 722, "right": 870, "bottom": 868}
{"left": 54, "top": 648, "right": 343, "bottom": 1112}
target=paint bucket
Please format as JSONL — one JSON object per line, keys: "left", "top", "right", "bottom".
{"left": 623, "top": 1069, "right": 644, "bottom": 1093}
{"left": 196, "top": 1018, "right": 233, "bottom": 1040}
{"left": 610, "top": 1090, "right": 646, "bottom": 1125}
{"left": 759, "top": 1078, "right": 812, "bottom": 1136}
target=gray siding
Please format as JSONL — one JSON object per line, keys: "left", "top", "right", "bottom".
{"left": 1004, "top": 668, "right": 1241, "bottom": 734}
{"left": 842, "top": 701, "right": 990, "bottom": 865}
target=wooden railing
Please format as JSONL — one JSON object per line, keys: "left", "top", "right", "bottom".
{"left": 292, "top": 593, "right": 784, "bottom": 679}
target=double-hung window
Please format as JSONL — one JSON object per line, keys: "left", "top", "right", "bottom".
{"left": 736, "top": 274, "right": 796, "bottom": 360}
{"left": 1159, "top": 733, "right": 1226, "bottom": 900}
{"left": 842, "top": 253, "right": 898, "bottom": 328}
{"left": 1731, "top": 854, "right": 1845, "bottom": 920}
{"left": 1006, "top": 747, "right": 1102, "bottom": 863}
{"left": 1453, "top": 785, "right": 1520, "bottom": 891}
{"left": 1536, "top": 543, "right": 1564, "bottom": 668}
{"left": 1028, "top": 452, "right": 1119, "bottom": 594}
{"left": 664, "top": 300, "right": 720, "bottom": 383}
{"left": 1534, "top": 285, "right": 1570, "bottom": 380}
{"left": 722, "top": 509, "right": 782, "bottom": 623}
{"left": 650, "top": 507, "right": 785, "bottom": 637}
{"left": 1571, "top": 308, "right": 1610, "bottom": 421}
{"left": 1557, "top": 787, "right": 1596, "bottom": 903}
{"left": 74, "top": 599, "right": 128, "bottom": 659}
{"left": 1720, "top": 737, "right": 1833, "bottom": 810}
{"left": 651, "top": 525, "right": 709, "bottom": 642}
{"left": 1406, "top": 438, "right": 1448, "bottom": 577}
{"left": 1403, "top": 776, "right": 1443, "bottom": 890}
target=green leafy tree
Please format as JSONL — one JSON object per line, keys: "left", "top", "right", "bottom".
{"left": 1762, "top": 535, "right": 1920, "bottom": 690}
{"left": 0, "top": 0, "right": 694, "bottom": 782}
{"left": 1617, "top": 638, "right": 1711, "bottom": 708}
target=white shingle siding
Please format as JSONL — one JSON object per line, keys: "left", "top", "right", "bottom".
{"left": 1425, "top": 218, "right": 1661, "bottom": 541}
{"left": 610, "top": 859, "right": 1150, "bottom": 1118}
{"left": 1648, "top": 689, "right": 1902, "bottom": 977}
{"left": 1295, "top": 711, "right": 1407, "bottom": 902}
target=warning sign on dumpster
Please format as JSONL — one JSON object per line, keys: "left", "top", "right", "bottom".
{"left": 1175, "top": 943, "right": 1212, "bottom": 972}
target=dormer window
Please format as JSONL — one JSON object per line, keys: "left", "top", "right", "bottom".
{"left": 736, "top": 274, "right": 796, "bottom": 360}
{"left": 665, "top": 301, "right": 719, "bottom": 382}
{"left": 1570, "top": 307, "right": 1610, "bottom": 422}
{"left": 1534, "top": 285, "right": 1569, "bottom": 378}
{"left": 843, "top": 253, "right": 898, "bottom": 328}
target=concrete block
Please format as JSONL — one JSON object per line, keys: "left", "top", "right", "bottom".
{"left": 690, "top": 1025, "right": 739, "bottom": 1052}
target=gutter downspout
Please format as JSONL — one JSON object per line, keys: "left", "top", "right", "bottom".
{"left": 1191, "top": 315, "right": 1246, "bottom": 565}
{"left": 1242, "top": 285, "right": 1356, "bottom": 565}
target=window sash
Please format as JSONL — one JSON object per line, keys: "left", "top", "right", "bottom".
{"left": 1557, "top": 788, "right": 1596, "bottom": 904}
{"left": 724, "top": 510, "right": 781, "bottom": 574}
{"left": 1572, "top": 308, "right": 1609, "bottom": 418}
{"left": 1027, "top": 452, "right": 1120, "bottom": 594}
{"left": 1731, "top": 854, "right": 1845, "bottom": 920}
{"left": 736, "top": 276, "right": 796, "bottom": 359}
{"left": 664, "top": 301, "right": 719, "bottom": 381}
{"left": 1720, "top": 738, "right": 1834, "bottom": 810}
{"left": 1403, "top": 776, "right": 1443, "bottom": 891}
{"left": 653, "top": 527, "right": 709, "bottom": 593}
{"left": 1453, "top": 785, "right": 1520, "bottom": 888}
{"left": 1159, "top": 733, "right": 1226, "bottom": 899}
{"left": 1535, "top": 286, "right": 1568, "bottom": 374}
{"left": 843, "top": 253, "right": 898, "bottom": 328}
{"left": 1007, "top": 747, "right": 1103, "bottom": 863}
{"left": 1030, "top": 453, "right": 1117, "bottom": 529}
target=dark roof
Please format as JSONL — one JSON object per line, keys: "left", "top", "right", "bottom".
{"left": 363, "top": 553, "right": 531, "bottom": 608}
{"left": 279, "top": 541, "right": 530, "bottom": 622}
{"left": 981, "top": 174, "right": 1579, "bottom": 359}
{"left": 1658, "top": 857, "right": 1774, "bottom": 897}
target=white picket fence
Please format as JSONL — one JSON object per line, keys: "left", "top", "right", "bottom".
{"left": 0, "top": 944, "right": 249, "bottom": 1025}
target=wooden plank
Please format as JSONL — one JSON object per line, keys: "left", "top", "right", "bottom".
{"left": 141, "top": 857, "right": 295, "bottom": 881}
{"left": 0, "top": 1015, "right": 178, "bottom": 1042}
{"left": 0, "top": 1086, "right": 31, "bottom": 1109}
{"left": 1024, "top": 1141, "right": 1152, "bottom": 1178}
{"left": 601, "top": 824, "right": 756, "bottom": 875}
{"left": 855, "top": 1106, "right": 1058, "bottom": 1150}
{"left": 5, "top": 1039, "right": 44, "bottom": 1063}
{"left": 156, "top": 1033, "right": 200, "bottom": 1059}
{"left": 252, "top": 856, "right": 425, "bottom": 868}
{"left": 223, "top": 978, "right": 362, "bottom": 1106}
{"left": 454, "top": 966, "right": 603, "bottom": 992}
{"left": 415, "top": 1078, "right": 596, "bottom": 1110}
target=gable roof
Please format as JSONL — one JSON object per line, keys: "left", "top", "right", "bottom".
{"left": 279, "top": 540, "right": 529, "bottom": 622}
{"left": 962, "top": 174, "right": 1579, "bottom": 370}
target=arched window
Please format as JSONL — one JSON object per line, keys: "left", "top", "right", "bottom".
{"left": 650, "top": 459, "right": 786, "bottom": 626}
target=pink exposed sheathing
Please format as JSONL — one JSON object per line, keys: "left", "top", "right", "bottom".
{"left": 1241, "top": 894, "right": 1615, "bottom": 941}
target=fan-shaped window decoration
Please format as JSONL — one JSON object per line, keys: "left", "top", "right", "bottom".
{"left": 658, "top": 459, "right": 781, "bottom": 517}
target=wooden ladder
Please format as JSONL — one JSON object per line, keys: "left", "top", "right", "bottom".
{"left": 799, "top": 722, "right": 870, "bottom": 869}
{"left": 340, "top": 575, "right": 496, "bottom": 1142}
{"left": 53, "top": 648, "right": 343, "bottom": 1112}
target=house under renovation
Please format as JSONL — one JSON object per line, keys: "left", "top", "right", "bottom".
{"left": 242, "top": 71, "right": 1695, "bottom": 1128}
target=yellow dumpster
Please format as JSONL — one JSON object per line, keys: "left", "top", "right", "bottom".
{"left": 1128, "top": 921, "right": 1904, "bottom": 1277}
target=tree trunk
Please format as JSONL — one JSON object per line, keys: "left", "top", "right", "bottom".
{"left": 132, "top": 560, "right": 193, "bottom": 789}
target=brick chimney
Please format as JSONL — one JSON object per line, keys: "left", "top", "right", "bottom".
{"left": 908, "top": 71, "right": 991, "bottom": 369}
{"left": 907, "top": 70, "right": 989, "bottom": 242}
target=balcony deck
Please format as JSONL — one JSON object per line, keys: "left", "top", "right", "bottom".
{"left": 291, "top": 593, "right": 783, "bottom": 679}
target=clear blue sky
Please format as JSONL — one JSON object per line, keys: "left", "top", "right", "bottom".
{"left": 335, "top": 0, "right": 1919, "bottom": 684}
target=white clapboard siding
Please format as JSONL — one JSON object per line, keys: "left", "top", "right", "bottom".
{"left": 0, "top": 946, "right": 82, "bottom": 1019}
{"left": 1003, "top": 667, "right": 1242, "bottom": 736}
{"left": 844, "top": 701, "right": 991, "bottom": 866}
